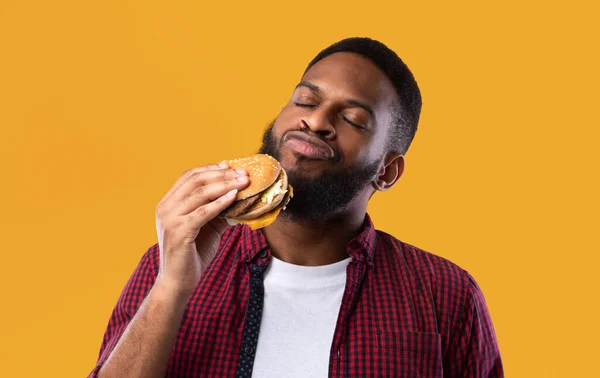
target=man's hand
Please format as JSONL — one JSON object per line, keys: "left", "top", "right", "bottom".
{"left": 154, "top": 161, "right": 249, "bottom": 295}
{"left": 95, "top": 161, "right": 249, "bottom": 378}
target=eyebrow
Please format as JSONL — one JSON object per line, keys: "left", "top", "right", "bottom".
{"left": 296, "top": 81, "right": 322, "bottom": 95}
{"left": 295, "top": 81, "right": 375, "bottom": 116}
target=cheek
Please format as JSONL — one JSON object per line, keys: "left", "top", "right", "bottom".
{"left": 335, "top": 135, "right": 365, "bottom": 164}
{"left": 339, "top": 134, "right": 381, "bottom": 164}
{"left": 272, "top": 106, "right": 301, "bottom": 135}
{"left": 280, "top": 105, "right": 303, "bottom": 122}
{"left": 368, "top": 130, "right": 388, "bottom": 158}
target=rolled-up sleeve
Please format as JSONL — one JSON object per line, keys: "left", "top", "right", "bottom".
{"left": 87, "top": 244, "right": 159, "bottom": 377}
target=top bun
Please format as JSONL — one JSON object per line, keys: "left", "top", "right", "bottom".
{"left": 227, "top": 154, "right": 282, "bottom": 200}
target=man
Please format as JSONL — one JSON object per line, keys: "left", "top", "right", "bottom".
{"left": 90, "top": 37, "right": 503, "bottom": 377}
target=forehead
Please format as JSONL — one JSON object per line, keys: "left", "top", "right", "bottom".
{"left": 301, "top": 52, "right": 397, "bottom": 110}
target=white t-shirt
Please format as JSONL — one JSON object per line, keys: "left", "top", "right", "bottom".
{"left": 252, "top": 256, "right": 351, "bottom": 377}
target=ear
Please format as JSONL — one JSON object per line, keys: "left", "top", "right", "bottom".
{"left": 372, "top": 153, "right": 405, "bottom": 192}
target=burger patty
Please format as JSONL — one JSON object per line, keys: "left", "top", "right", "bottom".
{"left": 220, "top": 192, "right": 262, "bottom": 218}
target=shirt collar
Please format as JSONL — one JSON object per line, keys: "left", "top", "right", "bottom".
{"left": 239, "top": 213, "right": 376, "bottom": 266}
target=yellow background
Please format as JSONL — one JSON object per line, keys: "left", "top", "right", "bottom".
{"left": 1, "top": 0, "right": 598, "bottom": 376}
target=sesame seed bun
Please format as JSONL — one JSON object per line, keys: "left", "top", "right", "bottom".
{"left": 227, "top": 154, "right": 281, "bottom": 201}
{"left": 219, "top": 154, "right": 293, "bottom": 230}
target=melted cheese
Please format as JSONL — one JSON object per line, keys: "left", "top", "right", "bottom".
{"left": 261, "top": 179, "right": 287, "bottom": 204}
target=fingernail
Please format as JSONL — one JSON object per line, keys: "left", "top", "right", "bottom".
{"left": 219, "top": 161, "right": 228, "bottom": 168}
{"left": 237, "top": 175, "right": 248, "bottom": 182}
{"left": 235, "top": 169, "right": 247, "bottom": 175}
{"left": 228, "top": 189, "right": 238, "bottom": 197}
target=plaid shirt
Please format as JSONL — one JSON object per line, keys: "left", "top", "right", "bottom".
{"left": 89, "top": 214, "right": 503, "bottom": 377}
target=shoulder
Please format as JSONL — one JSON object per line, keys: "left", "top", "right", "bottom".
{"left": 374, "top": 230, "right": 478, "bottom": 322}
{"left": 375, "top": 230, "right": 471, "bottom": 290}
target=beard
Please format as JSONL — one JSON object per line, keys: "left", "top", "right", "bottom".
{"left": 258, "top": 121, "right": 381, "bottom": 221}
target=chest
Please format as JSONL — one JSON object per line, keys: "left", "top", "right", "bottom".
{"left": 166, "top": 262, "right": 444, "bottom": 377}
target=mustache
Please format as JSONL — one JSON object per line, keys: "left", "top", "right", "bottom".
{"left": 278, "top": 128, "right": 341, "bottom": 162}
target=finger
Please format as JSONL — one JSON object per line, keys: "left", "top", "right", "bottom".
{"left": 176, "top": 176, "right": 249, "bottom": 215}
{"left": 169, "top": 168, "right": 248, "bottom": 205}
{"left": 163, "top": 162, "right": 226, "bottom": 201}
{"left": 185, "top": 188, "right": 240, "bottom": 229}
{"left": 161, "top": 161, "right": 229, "bottom": 203}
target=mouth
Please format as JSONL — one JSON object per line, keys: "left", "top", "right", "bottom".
{"left": 282, "top": 131, "right": 335, "bottom": 161}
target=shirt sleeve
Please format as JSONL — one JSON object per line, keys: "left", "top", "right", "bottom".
{"left": 445, "top": 272, "right": 504, "bottom": 378}
{"left": 87, "top": 244, "right": 160, "bottom": 377}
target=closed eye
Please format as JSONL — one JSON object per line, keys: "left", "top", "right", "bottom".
{"left": 343, "top": 116, "right": 365, "bottom": 130}
{"left": 294, "top": 102, "right": 317, "bottom": 108}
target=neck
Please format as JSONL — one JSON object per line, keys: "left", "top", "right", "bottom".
{"left": 261, "top": 208, "right": 366, "bottom": 266}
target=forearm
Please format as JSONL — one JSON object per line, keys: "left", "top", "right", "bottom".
{"left": 97, "top": 281, "right": 190, "bottom": 378}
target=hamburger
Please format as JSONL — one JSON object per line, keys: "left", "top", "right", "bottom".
{"left": 220, "top": 154, "right": 293, "bottom": 230}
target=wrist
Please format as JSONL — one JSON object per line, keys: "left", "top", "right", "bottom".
{"left": 153, "top": 276, "right": 195, "bottom": 304}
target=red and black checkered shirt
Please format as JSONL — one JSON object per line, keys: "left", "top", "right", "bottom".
{"left": 89, "top": 214, "right": 503, "bottom": 377}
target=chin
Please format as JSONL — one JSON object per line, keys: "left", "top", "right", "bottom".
{"left": 285, "top": 166, "right": 328, "bottom": 187}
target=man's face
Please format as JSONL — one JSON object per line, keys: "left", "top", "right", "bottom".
{"left": 259, "top": 52, "right": 398, "bottom": 221}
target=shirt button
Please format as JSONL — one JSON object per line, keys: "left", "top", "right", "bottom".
{"left": 244, "top": 346, "right": 254, "bottom": 355}
{"left": 259, "top": 250, "right": 267, "bottom": 258}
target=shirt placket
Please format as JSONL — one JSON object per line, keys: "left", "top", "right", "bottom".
{"left": 329, "top": 256, "right": 368, "bottom": 378}
{"left": 235, "top": 249, "right": 268, "bottom": 378}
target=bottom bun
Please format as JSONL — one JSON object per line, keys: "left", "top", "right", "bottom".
{"left": 226, "top": 206, "right": 283, "bottom": 230}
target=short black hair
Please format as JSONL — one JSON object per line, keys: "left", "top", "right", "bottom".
{"left": 304, "top": 37, "right": 422, "bottom": 155}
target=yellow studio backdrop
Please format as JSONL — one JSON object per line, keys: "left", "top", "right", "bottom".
{"left": 0, "top": 0, "right": 598, "bottom": 376}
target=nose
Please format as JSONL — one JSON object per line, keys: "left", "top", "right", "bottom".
{"left": 301, "top": 109, "right": 336, "bottom": 139}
